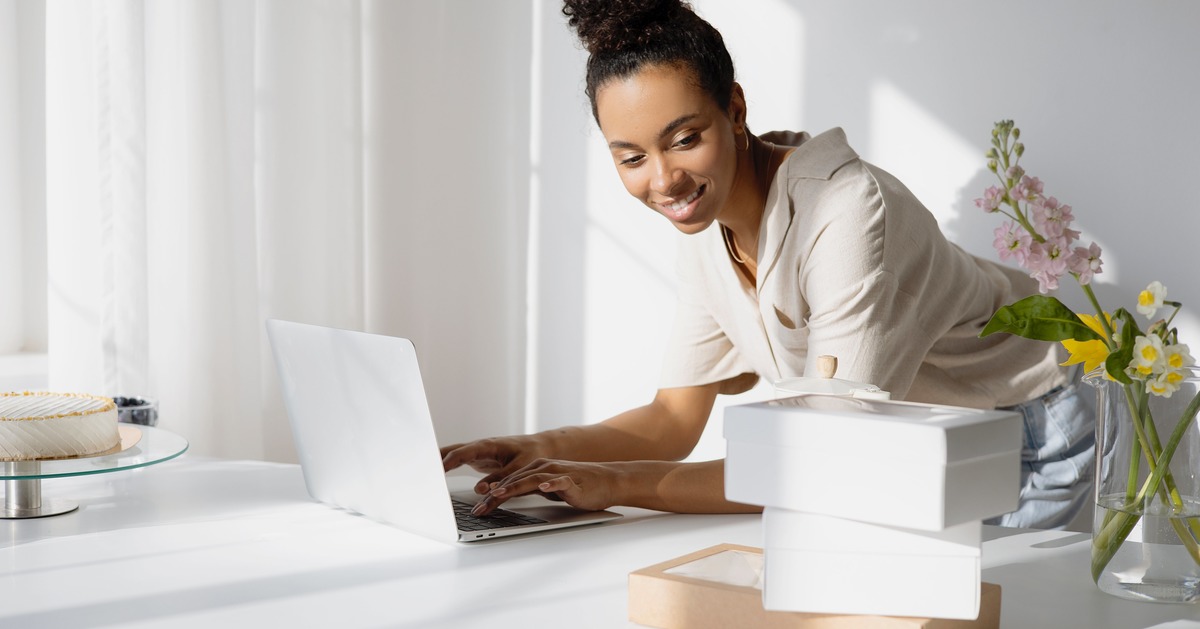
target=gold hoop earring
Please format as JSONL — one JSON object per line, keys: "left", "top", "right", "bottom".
{"left": 736, "top": 130, "right": 749, "bottom": 151}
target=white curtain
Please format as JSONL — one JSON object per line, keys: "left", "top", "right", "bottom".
{"left": 1, "top": 0, "right": 46, "bottom": 359}
{"left": 35, "top": 0, "right": 534, "bottom": 460}
{"left": 0, "top": 1, "right": 22, "bottom": 354}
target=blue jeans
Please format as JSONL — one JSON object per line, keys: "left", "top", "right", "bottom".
{"left": 985, "top": 369, "right": 1096, "bottom": 530}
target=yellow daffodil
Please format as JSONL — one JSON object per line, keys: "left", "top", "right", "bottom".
{"left": 1060, "top": 312, "right": 1112, "bottom": 374}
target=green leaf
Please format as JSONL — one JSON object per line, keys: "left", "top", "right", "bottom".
{"left": 1104, "top": 352, "right": 1134, "bottom": 385}
{"left": 1103, "top": 309, "right": 1140, "bottom": 384}
{"left": 1113, "top": 308, "right": 1142, "bottom": 342}
{"left": 980, "top": 295, "right": 1103, "bottom": 342}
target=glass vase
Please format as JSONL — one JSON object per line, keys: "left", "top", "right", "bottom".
{"left": 1087, "top": 367, "right": 1200, "bottom": 603}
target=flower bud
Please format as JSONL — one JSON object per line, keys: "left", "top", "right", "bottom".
{"left": 1012, "top": 127, "right": 1021, "bottom": 140}
{"left": 1015, "top": 143, "right": 1024, "bottom": 157}
{"left": 988, "top": 159, "right": 998, "bottom": 172}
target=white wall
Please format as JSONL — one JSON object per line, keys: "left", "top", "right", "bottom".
{"left": 364, "top": 2, "right": 534, "bottom": 448}
{"left": 529, "top": 0, "right": 1200, "bottom": 460}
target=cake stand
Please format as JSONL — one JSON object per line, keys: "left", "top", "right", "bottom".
{"left": 0, "top": 424, "right": 189, "bottom": 519}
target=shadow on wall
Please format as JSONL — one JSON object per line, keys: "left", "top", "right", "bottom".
{"left": 784, "top": 0, "right": 1200, "bottom": 336}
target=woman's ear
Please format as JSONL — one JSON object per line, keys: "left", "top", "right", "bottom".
{"left": 729, "top": 82, "right": 748, "bottom": 130}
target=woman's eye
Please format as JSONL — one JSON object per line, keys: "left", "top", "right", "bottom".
{"left": 620, "top": 155, "right": 645, "bottom": 167}
{"left": 674, "top": 133, "right": 699, "bottom": 148}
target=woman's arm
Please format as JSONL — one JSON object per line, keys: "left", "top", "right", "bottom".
{"left": 444, "top": 383, "right": 758, "bottom": 514}
{"left": 441, "top": 382, "right": 722, "bottom": 491}
{"left": 545, "top": 382, "right": 722, "bottom": 462}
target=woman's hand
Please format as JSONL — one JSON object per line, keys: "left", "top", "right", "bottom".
{"left": 440, "top": 435, "right": 551, "bottom": 496}
{"left": 468, "top": 458, "right": 625, "bottom": 515}
{"left": 469, "top": 457, "right": 762, "bottom": 515}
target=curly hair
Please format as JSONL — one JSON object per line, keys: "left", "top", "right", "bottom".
{"left": 562, "top": 0, "right": 736, "bottom": 122}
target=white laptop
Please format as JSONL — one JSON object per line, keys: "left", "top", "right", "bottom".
{"left": 266, "top": 319, "right": 622, "bottom": 543}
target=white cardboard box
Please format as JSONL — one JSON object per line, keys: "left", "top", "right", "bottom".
{"left": 761, "top": 508, "right": 983, "bottom": 619}
{"left": 724, "top": 395, "right": 1021, "bottom": 530}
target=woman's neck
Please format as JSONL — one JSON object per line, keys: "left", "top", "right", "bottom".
{"left": 721, "top": 134, "right": 782, "bottom": 264}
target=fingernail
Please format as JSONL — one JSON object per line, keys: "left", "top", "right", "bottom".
{"left": 539, "top": 482, "right": 551, "bottom": 490}
{"left": 491, "top": 487, "right": 507, "bottom": 497}
{"left": 474, "top": 482, "right": 488, "bottom": 494}
{"left": 471, "top": 502, "right": 486, "bottom": 515}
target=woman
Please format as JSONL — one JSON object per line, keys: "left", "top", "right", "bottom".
{"left": 441, "top": 0, "right": 1094, "bottom": 530}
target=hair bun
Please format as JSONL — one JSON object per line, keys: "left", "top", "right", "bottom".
{"left": 562, "top": 0, "right": 690, "bottom": 54}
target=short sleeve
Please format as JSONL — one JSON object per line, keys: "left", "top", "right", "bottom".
{"left": 659, "top": 244, "right": 758, "bottom": 395}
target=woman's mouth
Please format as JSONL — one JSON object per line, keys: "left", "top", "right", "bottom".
{"left": 660, "top": 185, "right": 706, "bottom": 221}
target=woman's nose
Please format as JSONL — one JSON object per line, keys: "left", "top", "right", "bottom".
{"left": 650, "top": 156, "right": 684, "bottom": 196}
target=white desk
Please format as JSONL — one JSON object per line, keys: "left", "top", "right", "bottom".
{"left": 1, "top": 457, "right": 1197, "bottom": 628}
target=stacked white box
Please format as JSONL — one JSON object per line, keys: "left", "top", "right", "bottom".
{"left": 723, "top": 395, "right": 1021, "bottom": 620}
{"left": 762, "top": 508, "right": 983, "bottom": 618}
{"left": 725, "top": 395, "right": 1022, "bottom": 530}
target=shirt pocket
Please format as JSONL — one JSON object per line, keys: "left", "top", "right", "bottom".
{"left": 764, "top": 303, "right": 809, "bottom": 375}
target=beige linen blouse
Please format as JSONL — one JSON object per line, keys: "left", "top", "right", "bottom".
{"left": 659, "top": 128, "right": 1066, "bottom": 409}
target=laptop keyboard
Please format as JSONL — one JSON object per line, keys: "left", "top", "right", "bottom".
{"left": 451, "top": 498, "right": 548, "bottom": 531}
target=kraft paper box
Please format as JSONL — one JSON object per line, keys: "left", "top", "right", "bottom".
{"left": 763, "top": 509, "right": 982, "bottom": 619}
{"left": 724, "top": 396, "right": 1021, "bottom": 530}
{"left": 628, "top": 544, "right": 1000, "bottom": 629}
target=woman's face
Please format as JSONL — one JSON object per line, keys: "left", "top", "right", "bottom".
{"left": 595, "top": 64, "right": 743, "bottom": 235}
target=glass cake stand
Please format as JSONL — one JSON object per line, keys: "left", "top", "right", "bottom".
{"left": 1, "top": 425, "right": 189, "bottom": 519}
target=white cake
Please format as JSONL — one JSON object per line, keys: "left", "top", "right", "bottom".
{"left": 0, "top": 392, "right": 120, "bottom": 461}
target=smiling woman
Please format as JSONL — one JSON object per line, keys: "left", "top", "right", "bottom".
{"left": 441, "top": 0, "right": 1096, "bottom": 531}
{"left": 598, "top": 68, "right": 742, "bottom": 233}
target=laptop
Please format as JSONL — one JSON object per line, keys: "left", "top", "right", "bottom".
{"left": 266, "top": 319, "right": 622, "bottom": 543}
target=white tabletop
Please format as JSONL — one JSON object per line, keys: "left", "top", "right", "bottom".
{"left": 1, "top": 456, "right": 1198, "bottom": 629}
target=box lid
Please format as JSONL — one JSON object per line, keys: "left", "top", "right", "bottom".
{"left": 723, "top": 395, "right": 1020, "bottom": 465}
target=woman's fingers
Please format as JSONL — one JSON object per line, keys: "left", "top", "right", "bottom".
{"left": 440, "top": 442, "right": 479, "bottom": 472}
{"left": 474, "top": 474, "right": 511, "bottom": 494}
{"left": 471, "top": 471, "right": 560, "bottom": 514}
{"left": 536, "top": 475, "right": 579, "bottom": 499}
{"left": 440, "top": 439, "right": 512, "bottom": 474}
{"left": 471, "top": 461, "right": 609, "bottom": 515}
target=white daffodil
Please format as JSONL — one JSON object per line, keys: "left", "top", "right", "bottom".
{"left": 1164, "top": 342, "right": 1195, "bottom": 371}
{"left": 1128, "top": 335, "right": 1166, "bottom": 379}
{"left": 1137, "top": 281, "right": 1168, "bottom": 319}
{"left": 1148, "top": 343, "right": 1198, "bottom": 397}
{"left": 1147, "top": 369, "right": 1186, "bottom": 398}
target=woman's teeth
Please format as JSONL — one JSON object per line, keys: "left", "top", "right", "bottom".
{"left": 665, "top": 186, "right": 704, "bottom": 213}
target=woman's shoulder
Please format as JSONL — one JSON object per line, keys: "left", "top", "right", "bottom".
{"left": 763, "top": 127, "right": 861, "bottom": 182}
{"left": 769, "top": 128, "right": 880, "bottom": 225}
